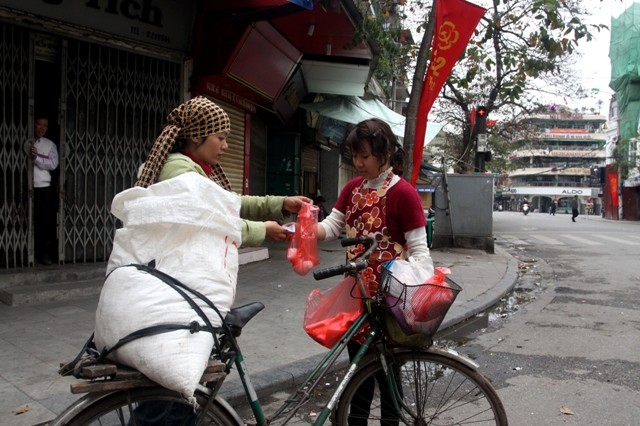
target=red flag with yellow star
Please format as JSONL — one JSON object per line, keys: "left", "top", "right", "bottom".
{"left": 411, "top": 0, "right": 486, "bottom": 186}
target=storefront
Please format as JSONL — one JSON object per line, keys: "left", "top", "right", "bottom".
{"left": 0, "top": 1, "right": 195, "bottom": 268}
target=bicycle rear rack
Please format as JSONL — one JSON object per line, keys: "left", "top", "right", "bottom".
{"left": 65, "top": 359, "right": 227, "bottom": 394}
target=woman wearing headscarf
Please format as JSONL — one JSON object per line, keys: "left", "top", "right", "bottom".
{"left": 136, "top": 96, "right": 311, "bottom": 245}
{"left": 108, "top": 97, "right": 311, "bottom": 423}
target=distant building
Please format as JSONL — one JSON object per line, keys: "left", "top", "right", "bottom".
{"left": 607, "top": 2, "right": 640, "bottom": 220}
{"left": 501, "top": 110, "right": 606, "bottom": 215}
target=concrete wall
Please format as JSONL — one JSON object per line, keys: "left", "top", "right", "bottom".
{"left": 433, "top": 174, "right": 495, "bottom": 253}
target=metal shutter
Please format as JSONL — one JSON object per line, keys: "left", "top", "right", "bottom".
{"left": 302, "top": 144, "right": 318, "bottom": 173}
{"left": 212, "top": 99, "right": 245, "bottom": 194}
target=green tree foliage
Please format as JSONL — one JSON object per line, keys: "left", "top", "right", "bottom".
{"left": 404, "top": 0, "right": 608, "bottom": 176}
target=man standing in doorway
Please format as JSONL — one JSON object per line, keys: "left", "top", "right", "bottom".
{"left": 571, "top": 195, "right": 580, "bottom": 223}
{"left": 31, "top": 116, "right": 59, "bottom": 265}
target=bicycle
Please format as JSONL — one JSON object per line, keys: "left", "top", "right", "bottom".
{"left": 49, "top": 236, "right": 508, "bottom": 425}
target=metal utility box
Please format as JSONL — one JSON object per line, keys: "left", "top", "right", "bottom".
{"left": 433, "top": 174, "right": 494, "bottom": 253}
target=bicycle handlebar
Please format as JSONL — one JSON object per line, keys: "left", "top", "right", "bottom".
{"left": 313, "top": 236, "right": 376, "bottom": 280}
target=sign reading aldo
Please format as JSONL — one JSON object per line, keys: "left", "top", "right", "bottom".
{"left": 508, "top": 187, "right": 598, "bottom": 197}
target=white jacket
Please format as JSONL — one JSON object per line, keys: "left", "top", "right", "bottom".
{"left": 33, "top": 137, "right": 59, "bottom": 188}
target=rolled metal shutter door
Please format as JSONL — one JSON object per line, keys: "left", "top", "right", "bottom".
{"left": 212, "top": 99, "right": 245, "bottom": 194}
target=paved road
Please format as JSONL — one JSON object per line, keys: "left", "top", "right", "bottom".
{"left": 470, "top": 212, "right": 640, "bottom": 425}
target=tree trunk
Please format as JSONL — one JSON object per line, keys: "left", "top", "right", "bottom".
{"left": 403, "top": 3, "right": 436, "bottom": 182}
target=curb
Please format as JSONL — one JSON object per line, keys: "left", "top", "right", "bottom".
{"left": 440, "top": 246, "right": 519, "bottom": 330}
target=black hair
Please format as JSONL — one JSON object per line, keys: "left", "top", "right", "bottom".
{"left": 170, "top": 137, "right": 206, "bottom": 153}
{"left": 341, "top": 118, "right": 405, "bottom": 176}
{"left": 170, "top": 138, "right": 188, "bottom": 153}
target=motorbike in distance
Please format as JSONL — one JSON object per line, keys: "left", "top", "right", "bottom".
{"left": 522, "top": 203, "right": 530, "bottom": 215}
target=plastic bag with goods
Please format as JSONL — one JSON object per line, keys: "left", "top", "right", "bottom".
{"left": 286, "top": 202, "right": 320, "bottom": 275}
{"left": 303, "top": 276, "right": 364, "bottom": 348}
{"left": 410, "top": 267, "right": 454, "bottom": 321}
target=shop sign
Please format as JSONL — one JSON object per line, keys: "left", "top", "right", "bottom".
{"left": 2, "top": 0, "right": 194, "bottom": 52}
{"left": 508, "top": 187, "right": 598, "bottom": 196}
{"left": 200, "top": 81, "right": 257, "bottom": 114}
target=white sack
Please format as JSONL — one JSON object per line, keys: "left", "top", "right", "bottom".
{"left": 94, "top": 173, "right": 242, "bottom": 398}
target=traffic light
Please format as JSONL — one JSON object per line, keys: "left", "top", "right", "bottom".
{"left": 476, "top": 106, "right": 487, "bottom": 134}
{"left": 474, "top": 106, "right": 489, "bottom": 172}
{"left": 475, "top": 105, "right": 488, "bottom": 152}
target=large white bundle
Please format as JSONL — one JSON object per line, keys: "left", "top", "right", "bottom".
{"left": 94, "top": 173, "right": 242, "bottom": 399}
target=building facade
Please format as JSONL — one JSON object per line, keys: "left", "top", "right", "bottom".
{"left": 1, "top": 0, "right": 400, "bottom": 269}
{"left": 0, "top": 0, "right": 192, "bottom": 268}
{"left": 501, "top": 111, "right": 607, "bottom": 215}
{"left": 608, "top": 3, "right": 640, "bottom": 220}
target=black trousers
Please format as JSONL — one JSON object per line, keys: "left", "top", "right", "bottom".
{"left": 572, "top": 208, "right": 579, "bottom": 221}
{"left": 34, "top": 186, "right": 57, "bottom": 262}
{"left": 347, "top": 340, "right": 400, "bottom": 426}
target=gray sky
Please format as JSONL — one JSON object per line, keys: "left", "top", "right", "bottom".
{"left": 574, "top": 0, "right": 633, "bottom": 113}
{"left": 573, "top": 0, "right": 615, "bottom": 112}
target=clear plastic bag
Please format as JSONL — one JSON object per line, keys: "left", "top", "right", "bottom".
{"left": 286, "top": 203, "right": 320, "bottom": 275}
{"left": 384, "top": 258, "right": 434, "bottom": 296}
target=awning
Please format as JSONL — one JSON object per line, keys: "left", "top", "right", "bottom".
{"left": 301, "top": 61, "right": 370, "bottom": 97}
{"left": 300, "top": 96, "right": 443, "bottom": 145}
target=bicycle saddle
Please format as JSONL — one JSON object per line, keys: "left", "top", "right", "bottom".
{"left": 224, "top": 302, "right": 265, "bottom": 336}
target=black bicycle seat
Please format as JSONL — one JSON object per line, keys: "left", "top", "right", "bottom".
{"left": 224, "top": 302, "right": 265, "bottom": 334}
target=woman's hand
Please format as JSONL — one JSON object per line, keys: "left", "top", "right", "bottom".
{"left": 282, "top": 195, "right": 313, "bottom": 214}
{"left": 264, "top": 220, "right": 288, "bottom": 241}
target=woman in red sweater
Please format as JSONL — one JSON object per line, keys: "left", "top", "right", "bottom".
{"left": 317, "top": 118, "right": 433, "bottom": 292}
{"left": 316, "top": 118, "right": 433, "bottom": 425}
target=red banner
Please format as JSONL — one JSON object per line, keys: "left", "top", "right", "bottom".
{"left": 608, "top": 172, "right": 618, "bottom": 207}
{"left": 411, "top": 0, "right": 486, "bottom": 186}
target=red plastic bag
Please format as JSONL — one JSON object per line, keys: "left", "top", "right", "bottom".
{"left": 303, "top": 276, "right": 364, "bottom": 348}
{"left": 287, "top": 203, "right": 320, "bottom": 275}
{"left": 410, "top": 267, "right": 454, "bottom": 322}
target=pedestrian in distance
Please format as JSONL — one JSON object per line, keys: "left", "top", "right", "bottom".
{"left": 550, "top": 199, "right": 557, "bottom": 216}
{"left": 316, "top": 195, "right": 329, "bottom": 222}
{"left": 316, "top": 117, "right": 434, "bottom": 424}
{"left": 571, "top": 195, "right": 580, "bottom": 222}
{"left": 31, "top": 116, "right": 59, "bottom": 265}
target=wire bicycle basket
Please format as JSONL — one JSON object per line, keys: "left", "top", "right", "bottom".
{"left": 380, "top": 267, "right": 462, "bottom": 342}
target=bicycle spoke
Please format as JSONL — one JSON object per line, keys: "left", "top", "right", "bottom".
{"left": 336, "top": 351, "right": 507, "bottom": 425}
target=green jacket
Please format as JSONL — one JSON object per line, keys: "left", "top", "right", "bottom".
{"left": 158, "top": 153, "right": 287, "bottom": 246}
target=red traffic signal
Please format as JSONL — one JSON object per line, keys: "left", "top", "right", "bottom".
{"left": 476, "top": 106, "right": 487, "bottom": 117}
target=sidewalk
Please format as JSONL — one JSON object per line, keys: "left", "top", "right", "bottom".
{"left": 0, "top": 239, "right": 518, "bottom": 425}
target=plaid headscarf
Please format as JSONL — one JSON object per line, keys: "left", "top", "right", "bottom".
{"left": 136, "top": 96, "right": 232, "bottom": 190}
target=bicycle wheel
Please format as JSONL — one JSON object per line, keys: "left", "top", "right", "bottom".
{"left": 335, "top": 350, "right": 508, "bottom": 425}
{"left": 50, "top": 387, "right": 240, "bottom": 426}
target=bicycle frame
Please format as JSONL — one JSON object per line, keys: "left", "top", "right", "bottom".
{"left": 220, "top": 273, "right": 413, "bottom": 426}
{"left": 49, "top": 233, "right": 507, "bottom": 426}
